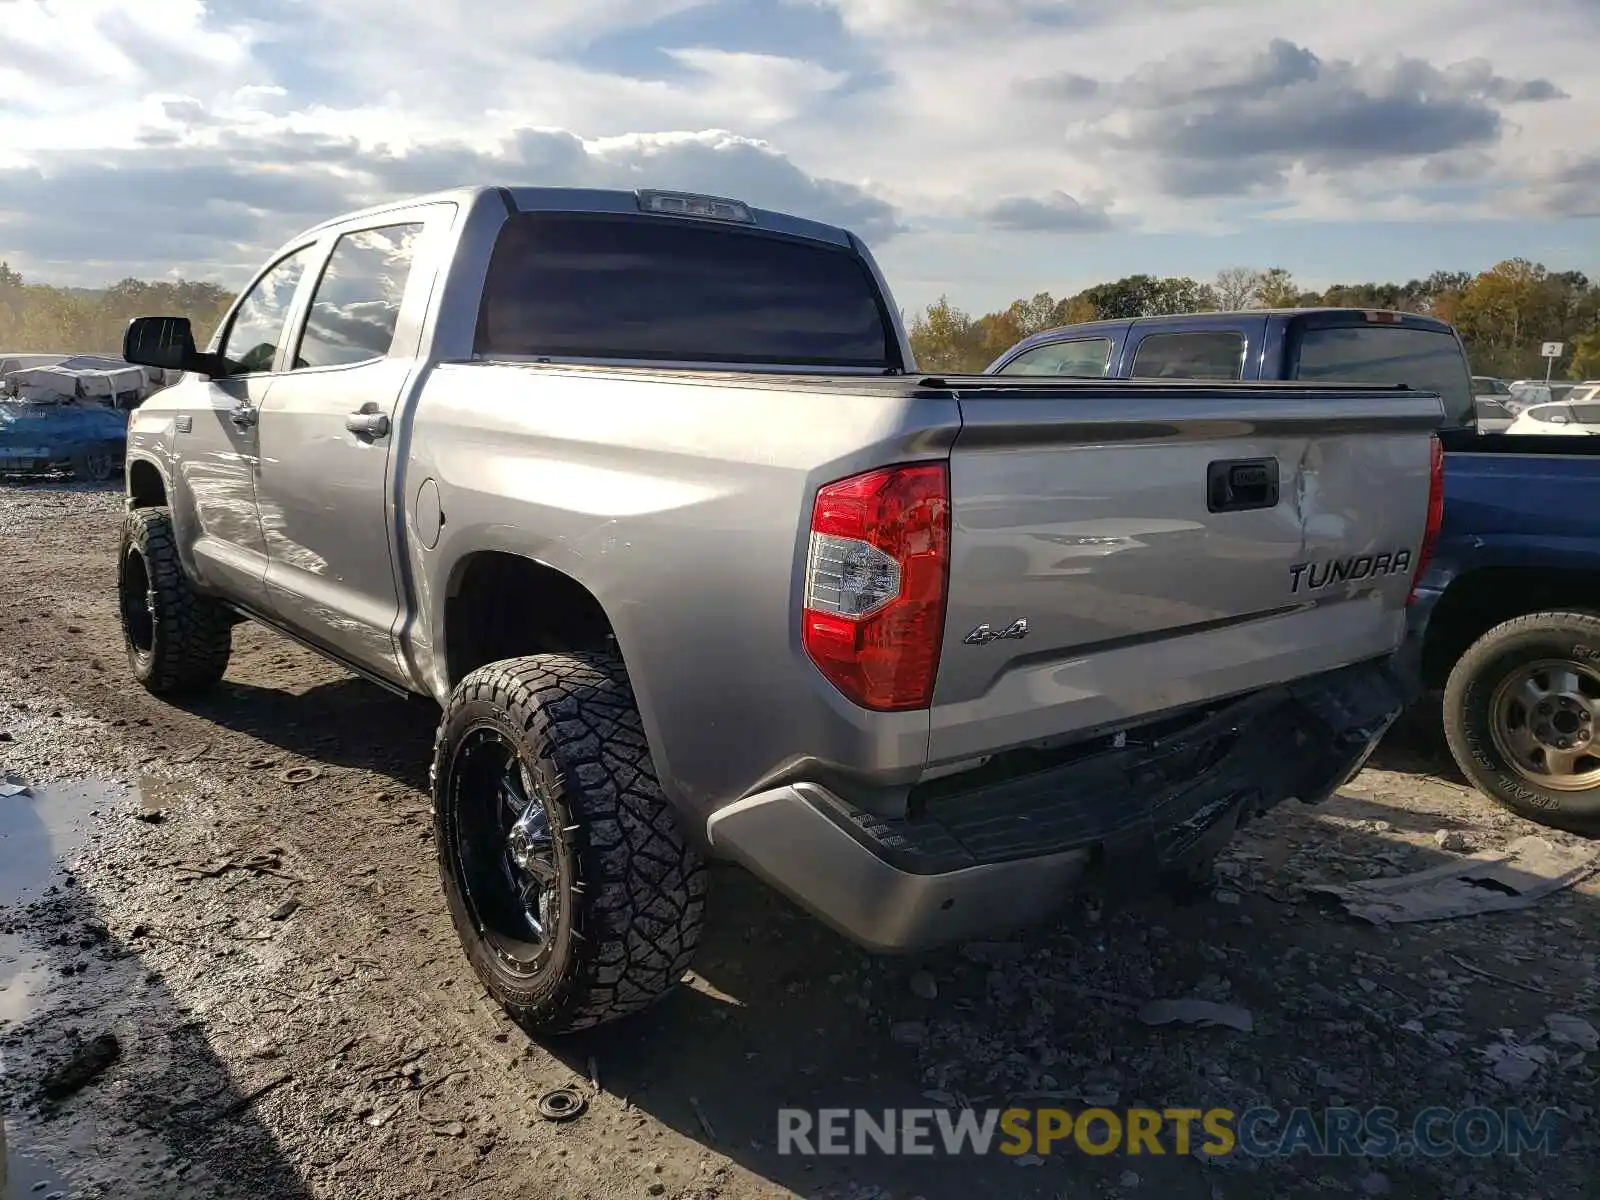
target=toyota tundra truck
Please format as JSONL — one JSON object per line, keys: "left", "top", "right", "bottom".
{"left": 115, "top": 186, "right": 1445, "bottom": 1034}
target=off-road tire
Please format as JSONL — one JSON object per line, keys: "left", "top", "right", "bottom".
{"left": 432, "top": 652, "right": 707, "bottom": 1034}
{"left": 117, "top": 507, "right": 233, "bottom": 695}
{"left": 1443, "top": 610, "right": 1600, "bottom": 836}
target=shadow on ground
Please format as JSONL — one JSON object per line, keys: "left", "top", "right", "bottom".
{"left": 0, "top": 780, "right": 312, "bottom": 1198}
{"left": 182, "top": 677, "right": 438, "bottom": 791}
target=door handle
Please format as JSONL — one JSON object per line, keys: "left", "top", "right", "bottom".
{"left": 345, "top": 410, "right": 390, "bottom": 439}
{"left": 1206, "top": 457, "right": 1280, "bottom": 513}
{"left": 228, "top": 405, "right": 258, "bottom": 429}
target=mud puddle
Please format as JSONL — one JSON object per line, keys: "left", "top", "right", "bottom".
{"left": 0, "top": 778, "right": 127, "bottom": 1030}
{"left": 4, "top": 1136, "right": 74, "bottom": 1197}
{"left": 0, "top": 778, "right": 138, "bottom": 1198}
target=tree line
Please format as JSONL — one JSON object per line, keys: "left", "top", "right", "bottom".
{"left": 908, "top": 259, "right": 1600, "bottom": 380}
{"left": 0, "top": 263, "right": 232, "bottom": 358}
{"left": 4, "top": 255, "right": 1597, "bottom": 383}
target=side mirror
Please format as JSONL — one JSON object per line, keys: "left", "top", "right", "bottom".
{"left": 123, "top": 316, "right": 224, "bottom": 377}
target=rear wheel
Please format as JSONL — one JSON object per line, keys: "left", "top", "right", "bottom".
{"left": 1443, "top": 611, "right": 1600, "bottom": 835}
{"left": 117, "top": 507, "right": 233, "bottom": 695}
{"left": 432, "top": 652, "right": 707, "bottom": 1034}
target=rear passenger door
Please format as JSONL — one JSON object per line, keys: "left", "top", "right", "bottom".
{"left": 253, "top": 205, "right": 453, "bottom": 682}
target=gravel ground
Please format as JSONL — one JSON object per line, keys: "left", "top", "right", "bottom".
{"left": 0, "top": 477, "right": 1596, "bottom": 1200}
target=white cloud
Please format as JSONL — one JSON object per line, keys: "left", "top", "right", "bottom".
{"left": 0, "top": 124, "right": 899, "bottom": 286}
{"left": 0, "top": 0, "right": 1594, "bottom": 307}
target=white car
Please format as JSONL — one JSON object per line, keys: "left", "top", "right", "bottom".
{"left": 1504, "top": 399, "right": 1600, "bottom": 436}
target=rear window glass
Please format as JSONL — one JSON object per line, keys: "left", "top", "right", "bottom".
{"left": 1292, "top": 324, "right": 1472, "bottom": 425}
{"left": 475, "top": 213, "right": 895, "bottom": 367}
{"left": 997, "top": 338, "right": 1112, "bottom": 377}
{"left": 1130, "top": 331, "right": 1244, "bottom": 380}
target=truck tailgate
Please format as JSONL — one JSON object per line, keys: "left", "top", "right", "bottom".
{"left": 930, "top": 380, "right": 1442, "bottom": 763}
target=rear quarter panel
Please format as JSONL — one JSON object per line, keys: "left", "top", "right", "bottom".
{"left": 402, "top": 365, "right": 961, "bottom": 820}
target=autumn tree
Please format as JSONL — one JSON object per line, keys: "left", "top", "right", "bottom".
{"left": 1447, "top": 259, "right": 1572, "bottom": 378}
{"left": 1254, "top": 267, "right": 1300, "bottom": 308}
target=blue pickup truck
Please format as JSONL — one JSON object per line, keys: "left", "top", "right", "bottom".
{"left": 989, "top": 309, "right": 1600, "bottom": 835}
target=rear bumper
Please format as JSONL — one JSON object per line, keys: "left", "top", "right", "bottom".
{"left": 707, "top": 653, "right": 1414, "bottom": 952}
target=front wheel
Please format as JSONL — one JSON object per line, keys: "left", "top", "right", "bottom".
{"left": 1443, "top": 611, "right": 1600, "bottom": 836}
{"left": 431, "top": 652, "right": 707, "bottom": 1034}
{"left": 118, "top": 507, "right": 233, "bottom": 695}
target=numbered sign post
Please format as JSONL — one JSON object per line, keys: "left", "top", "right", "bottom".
{"left": 1542, "top": 341, "right": 1565, "bottom": 383}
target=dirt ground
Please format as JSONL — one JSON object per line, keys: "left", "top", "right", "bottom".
{"left": 0, "top": 478, "right": 1596, "bottom": 1200}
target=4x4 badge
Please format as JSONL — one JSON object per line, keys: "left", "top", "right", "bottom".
{"left": 964, "top": 618, "right": 1028, "bottom": 645}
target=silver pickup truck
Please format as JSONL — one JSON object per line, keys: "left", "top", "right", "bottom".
{"left": 117, "top": 185, "right": 1444, "bottom": 1034}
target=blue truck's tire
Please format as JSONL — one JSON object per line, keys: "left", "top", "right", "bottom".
{"left": 1443, "top": 611, "right": 1600, "bottom": 836}
{"left": 431, "top": 652, "right": 707, "bottom": 1034}
{"left": 117, "top": 507, "right": 233, "bottom": 695}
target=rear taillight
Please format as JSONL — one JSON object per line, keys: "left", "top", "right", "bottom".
{"left": 802, "top": 463, "right": 951, "bottom": 711}
{"left": 1408, "top": 435, "right": 1445, "bottom": 606}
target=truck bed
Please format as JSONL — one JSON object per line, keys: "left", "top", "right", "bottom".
{"left": 429, "top": 359, "right": 1441, "bottom": 790}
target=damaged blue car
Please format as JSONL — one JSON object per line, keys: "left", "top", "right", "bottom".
{"left": 0, "top": 355, "right": 152, "bottom": 482}
{"left": 0, "top": 396, "right": 127, "bottom": 481}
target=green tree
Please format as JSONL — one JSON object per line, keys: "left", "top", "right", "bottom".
{"left": 1572, "top": 331, "right": 1600, "bottom": 381}
{"left": 0, "top": 273, "right": 231, "bottom": 356}
{"left": 1075, "top": 274, "right": 1215, "bottom": 319}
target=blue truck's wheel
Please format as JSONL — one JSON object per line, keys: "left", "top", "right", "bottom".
{"left": 1443, "top": 611, "right": 1600, "bottom": 835}
{"left": 117, "top": 507, "right": 233, "bottom": 695}
{"left": 431, "top": 652, "right": 707, "bottom": 1034}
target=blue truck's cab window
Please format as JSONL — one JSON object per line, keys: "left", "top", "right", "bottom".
{"left": 997, "top": 338, "right": 1112, "bottom": 377}
{"left": 1292, "top": 324, "right": 1473, "bottom": 427}
{"left": 1130, "top": 331, "right": 1245, "bottom": 380}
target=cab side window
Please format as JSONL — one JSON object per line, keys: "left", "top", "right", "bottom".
{"left": 998, "top": 338, "right": 1112, "bottom": 377}
{"left": 293, "top": 223, "right": 425, "bottom": 370}
{"left": 219, "top": 247, "right": 316, "bottom": 375}
{"left": 1130, "top": 331, "right": 1245, "bottom": 380}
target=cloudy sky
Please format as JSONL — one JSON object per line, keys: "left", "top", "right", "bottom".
{"left": 1, "top": 0, "right": 1597, "bottom": 313}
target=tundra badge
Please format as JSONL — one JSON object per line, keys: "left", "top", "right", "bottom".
{"left": 964, "top": 618, "right": 1029, "bottom": 645}
{"left": 1289, "top": 550, "right": 1413, "bottom": 594}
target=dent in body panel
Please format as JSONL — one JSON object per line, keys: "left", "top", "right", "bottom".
{"left": 408, "top": 365, "right": 961, "bottom": 818}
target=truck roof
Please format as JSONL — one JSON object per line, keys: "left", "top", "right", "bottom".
{"left": 296, "top": 185, "right": 858, "bottom": 249}
{"left": 1007, "top": 307, "right": 1457, "bottom": 357}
